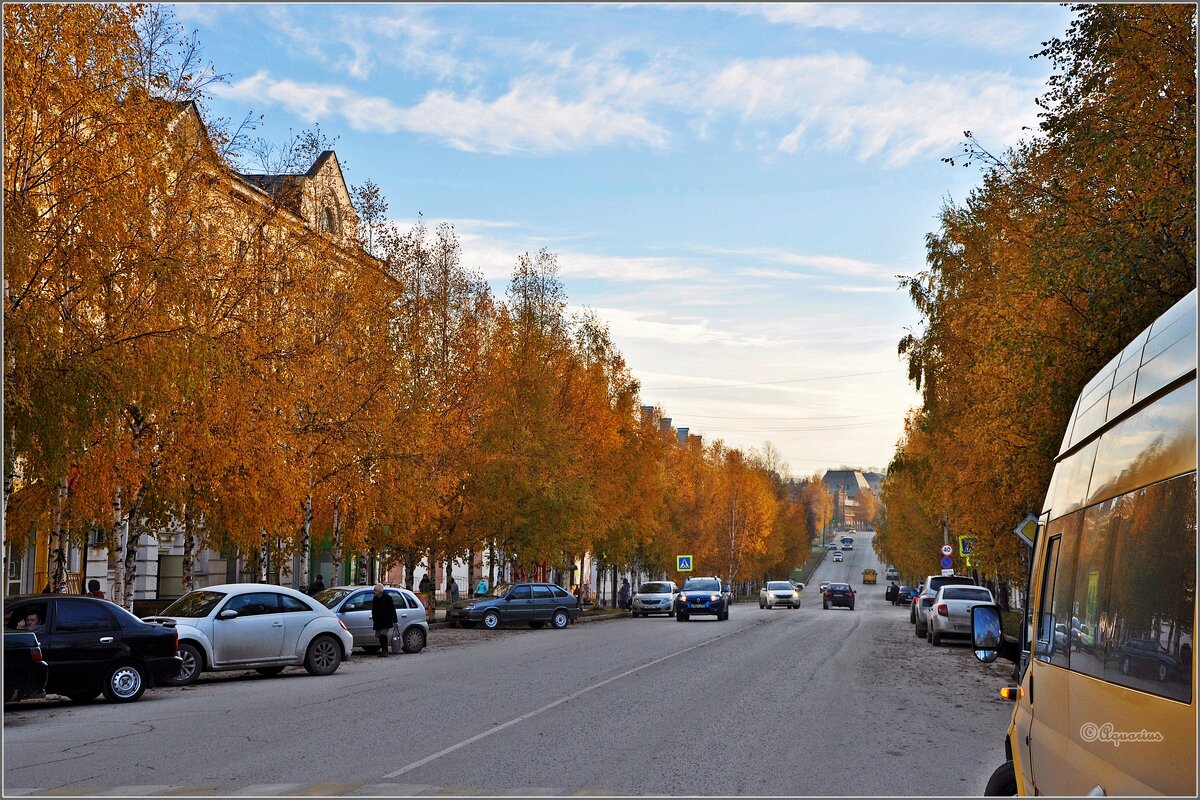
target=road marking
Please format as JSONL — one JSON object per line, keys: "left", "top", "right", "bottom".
{"left": 383, "top": 619, "right": 768, "bottom": 779}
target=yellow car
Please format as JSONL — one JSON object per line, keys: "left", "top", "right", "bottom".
{"left": 862, "top": 569, "right": 877, "bottom": 585}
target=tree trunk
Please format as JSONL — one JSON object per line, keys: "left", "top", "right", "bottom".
{"left": 330, "top": 496, "right": 342, "bottom": 586}
{"left": 121, "top": 485, "right": 149, "bottom": 609}
{"left": 111, "top": 487, "right": 124, "bottom": 606}
{"left": 299, "top": 493, "right": 312, "bottom": 589}
{"left": 49, "top": 480, "right": 69, "bottom": 593}
{"left": 181, "top": 499, "right": 195, "bottom": 593}
{"left": 404, "top": 549, "right": 417, "bottom": 590}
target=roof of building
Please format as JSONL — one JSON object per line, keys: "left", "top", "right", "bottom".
{"left": 821, "top": 469, "right": 871, "bottom": 497}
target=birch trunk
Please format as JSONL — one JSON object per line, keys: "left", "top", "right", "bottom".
{"left": 49, "top": 480, "right": 69, "bottom": 592}
{"left": 181, "top": 499, "right": 195, "bottom": 593}
{"left": 111, "top": 488, "right": 125, "bottom": 607}
{"left": 120, "top": 486, "right": 148, "bottom": 609}
{"left": 299, "top": 493, "right": 312, "bottom": 589}
{"left": 330, "top": 496, "right": 342, "bottom": 586}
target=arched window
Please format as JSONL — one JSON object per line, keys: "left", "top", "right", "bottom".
{"left": 319, "top": 204, "right": 339, "bottom": 235}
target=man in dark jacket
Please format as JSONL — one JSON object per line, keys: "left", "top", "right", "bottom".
{"left": 371, "top": 583, "right": 399, "bottom": 657}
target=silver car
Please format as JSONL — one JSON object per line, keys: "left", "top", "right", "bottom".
{"left": 147, "top": 583, "right": 354, "bottom": 686}
{"left": 314, "top": 585, "right": 427, "bottom": 654}
{"left": 759, "top": 580, "right": 801, "bottom": 609}
{"left": 927, "top": 585, "right": 995, "bottom": 646}
{"left": 631, "top": 581, "right": 678, "bottom": 617}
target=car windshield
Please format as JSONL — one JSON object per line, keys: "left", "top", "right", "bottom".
{"left": 638, "top": 582, "right": 673, "bottom": 594}
{"left": 830, "top": 583, "right": 851, "bottom": 591}
{"left": 159, "top": 590, "right": 226, "bottom": 619}
{"left": 312, "top": 588, "right": 353, "bottom": 609}
{"left": 488, "top": 583, "right": 514, "bottom": 598}
{"left": 682, "top": 579, "right": 721, "bottom": 592}
{"left": 767, "top": 582, "right": 793, "bottom": 591}
{"left": 942, "top": 587, "right": 992, "bottom": 601}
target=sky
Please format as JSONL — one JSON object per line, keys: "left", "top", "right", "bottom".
{"left": 175, "top": 2, "right": 1077, "bottom": 478}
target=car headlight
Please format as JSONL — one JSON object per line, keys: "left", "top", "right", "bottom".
{"left": 463, "top": 603, "right": 475, "bottom": 610}
{"left": 709, "top": 594, "right": 719, "bottom": 602}
{"left": 679, "top": 593, "right": 688, "bottom": 602}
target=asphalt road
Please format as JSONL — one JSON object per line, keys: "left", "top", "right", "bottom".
{"left": 4, "top": 539, "right": 1018, "bottom": 796}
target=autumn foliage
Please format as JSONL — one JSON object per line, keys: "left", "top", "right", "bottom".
{"left": 879, "top": 5, "right": 1196, "bottom": 584}
{"left": 4, "top": 5, "right": 820, "bottom": 601}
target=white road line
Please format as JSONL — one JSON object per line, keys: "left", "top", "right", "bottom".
{"left": 383, "top": 618, "right": 767, "bottom": 779}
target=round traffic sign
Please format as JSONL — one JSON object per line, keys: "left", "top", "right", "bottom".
{"left": 940, "top": 544, "right": 954, "bottom": 556}
{"left": 940, "top": 556, "right": 953, "bottom": 569}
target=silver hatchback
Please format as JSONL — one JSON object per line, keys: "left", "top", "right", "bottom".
{"left": 313, "top": 586, "right": 428, "bottom": 654}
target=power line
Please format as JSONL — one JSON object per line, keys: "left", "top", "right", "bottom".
{"left": 643, "top": 369, "right": 892, "bottom": 391}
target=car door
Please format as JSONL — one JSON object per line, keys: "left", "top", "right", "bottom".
{"left": 277, "top": 593, "right": 318, "bottom": 658}
{"left": 338, "top": 590, "right": 376, "bottom": 648}
{"left": 387, "top": 590, "right": 415, "bottom": 627}
{"left": 505, "top": 584, "right": 534, "bottom": 622}
{"left": 42, "top": 598, "right": 124, "bottom": 693}
{"left": 213, "top": 592, "right": 286, "bottom": 664}
{"left": 531, "top": 585, "right": 555, "bottom": 621}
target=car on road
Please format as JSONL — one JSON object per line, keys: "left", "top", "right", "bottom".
{"left": 822, "top": 583, "right": 856, "bottom": 610}
{"left": 831, "top": 551, "right": 844, "bottom": 562}
{"left": 759, "top": 580, "right": 801, "bottom": 609}
{"left": 145, "top": 583, "right": 353, "bottom": 687}
{"left": 818, "top": 580, "right": 832, "bottom": 595}
{"left": 885, "top": 567, "right": 900, "bottom": 581}
{"left": 675, "top": 576, "right": 731, "bottom": 621}
{"left": 862, "top": 568, "right": 877, "bottom": 585}
{"left": 894, "top": 586, "right": 917, "bottom": 607}
{"left": 4, "top": 594, "right": 181, "bottom": 703}
{"left": 446, "top": 582, "right": 580, "bottom": 630}
{"left": 827, "top": 543, "right": 840, "bottom": 550}
{"left": 630, "top": 581, "right": 679, "bottom": 617}
{"left": 313, "top": 585, "right": 427, "bottom": 654}
{"left": 1118, "top": 638, "right": 1179, "bottom": 683}
{"left": 913, "top": 574, "right": 976, "bottom": 639}
{"left": 4, "top": 631, "right": 49, "bottom": 702}
{"left": 927, "top": 585, "right": 995, "bottom": 645}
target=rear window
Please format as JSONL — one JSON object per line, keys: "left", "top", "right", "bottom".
{"left": 639, "top": 582, "right": 674, "bottom": 594}
{"left": 928, "top": 576, "right": 974, "bottom": 594}
{"left": 830, "top": 583, "right": 851, "bottom": 591}
{"left": 160, "top": 590, "right": 226, "bottom": 619}
{"left": 942, "top": 587, "right": 992, "bottom": 601}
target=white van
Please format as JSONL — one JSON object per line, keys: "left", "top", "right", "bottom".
{"left": 973, "top": 289, "right": 1196, "bottom": 795}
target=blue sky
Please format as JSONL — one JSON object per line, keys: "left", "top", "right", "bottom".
{"left": 177, "top": 2, "right": 1076, "bottom": 477}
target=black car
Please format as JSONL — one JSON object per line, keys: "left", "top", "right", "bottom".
{"left": 4, "top": 594, "right": 182, "bottom": 703}
{"left": 893, "top": 586, "right": 917, "bottom": 606}
{"left": 446, "top": 582, "right": 580, "bottom": 630}
{"left": 1118, "top": 638, "right": 1179, "bottom": 683}
{"left": 822, "top": 582, "right": 856, "bottom": 610}
{"left": 4, "top": 631, "right": 49, "bottom": 702}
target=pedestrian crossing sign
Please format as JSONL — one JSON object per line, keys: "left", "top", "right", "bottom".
{"left": 677, "top": 555, "right": 693, "bottom": 572}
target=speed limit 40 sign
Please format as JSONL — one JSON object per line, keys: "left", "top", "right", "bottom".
{"left": 940, "top": 544, "right": 954, "bottom": 557}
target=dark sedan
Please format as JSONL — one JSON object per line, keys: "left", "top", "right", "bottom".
{"left": 822, "top": 582, "right": 856, "bottom": 610}
{"left": 4, "top": 594, "right": 181, "bottom": 703}
{"left": 447, "top": 583, "right": 579, "bottom": 630}
{"left": 893, "top": 586, "right": 917, "bottom": 606}
{"left": 1118, "top": 638, "right": 1179, "bottom": 683}
{"left": 4, "top": 631, "right": 49, "bottom": 702}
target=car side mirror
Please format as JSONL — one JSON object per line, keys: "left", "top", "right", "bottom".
{"left": 972, "top": 604, "right": 1002, "bottom": 662}
{"left": 217, "top": 609, "right": 239, "bottom": 621}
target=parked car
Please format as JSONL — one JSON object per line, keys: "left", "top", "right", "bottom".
{"left": 927, "top": 585, "right": 995, "bottom": 645}
{"left": 885, "top": 567, "right": 900, "bottom": 581}
{"left": 759, "top": 580, "right": 801, "bottom": 609}
{"left": 913, "top": 574, "right": 976, "bottom": 638}
{"left": 630, "top": 581, "right": 679, "bottom": 617}
{"left": 145, "top": 583, "right": 353, "bottom": 686}
{"left": 1118, "top": 638, "right": 1179, "bottom": 682}
{"left": 4, "top": 630, "right": 49, "bottom": 702}
{"left": 822, "top": 583, "right": 855, "bottom": 610}
{"left": 675, "top": 576, "right": 732, "bottom": 621}
{"left": 4, "top": 594, "right": 181, "bottom": 703}
{"left": 894, "top": 586, "right": 918, "bottom": 607}
{"left": 446, "top": 582, "right": 579, "bottom": 630}
{"left": 832, "top": 551, "right": 844, "bottom": 563}
{"left": 312, "top": 585, "right": 427, "bottom": 654}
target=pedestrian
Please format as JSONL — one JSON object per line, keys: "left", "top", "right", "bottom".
{"left": 86, "top": 579, "right": 105, "bottom": 599}
{"left": 448, "top": 575, "right": 460, "bottom": 603}
{"left": 618, "top": 577, "right": 631, "bottom": 610}
{"left": 475, "top": 576, "right": 488, "bottom": 597}
{"left": 310, "top": 574, "right": 325, "bottom": 593}
{"left": 418, "top": 573, "right": 432, "bottom": 594}
{"left": 371, "top": 583, "right": 398, "bottom": 657}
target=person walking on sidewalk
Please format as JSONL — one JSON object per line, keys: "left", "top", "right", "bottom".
{"left": 618, "top": 577, "right": 631, "bottom": 610}
{"left": 371, "top": 583, "right": 398, "bottom": 657}
{"left": 448, "top": 576, "right": 460, "bottom": 603}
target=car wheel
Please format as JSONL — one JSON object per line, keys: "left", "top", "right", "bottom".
{"left": 303, "top": 634, "right": 343, "bottom": 676}
{"left": 402, "top": 626, "right": 426, "bottom": 653}
{"left": 677, "top": 613, "right": 689, "bottom": 622}
{"left": 931, "top": 630, "right": 941, "bottom": 646}
{"left": 255, "top": 666, "right": 285, "bottom": 676}
{"left": 823, "top": 600, "right": 830, "bottom": 610}
{"left": 915, "top": 623, "right": 925, "bottom": 638}
{"left": 760, "top": 602, "right": 765, "bottom": 609}
{"left": 363, "top": 645, "right": 381, "bottom": 654}
{"left": 910, "top": 607, "right": 916, "bottom": 623}
{"left": 172, "top": 642, "right": 203, "bottom": 687}
{"left": 849, "top": 603, "right": 855, "bottom": 611}
{"left": 983, "top": 760, "right": 1018, "bottom": 796}
{"left": 1121, "top": 656, "right": 1131, "bottom": 675}
{"left": 482, "top": 610, "right": 501, "bottom": 630}
{"left": 926, "top": 628, "right": 933, "bottom": 644}
{"left": 65, "top": 690, "right": 101, "bottom": 704}
{"left": 529, "top": 620, "right": 546, "bottom": 629}
{"left": 551, "top": 610, "right": 570, "bottom": 629}
{"left": 103, "top": 661, "right": 146, "bottom": 703}
{"left": 1158, "top": 663, "right": 1169, "bottom": 682}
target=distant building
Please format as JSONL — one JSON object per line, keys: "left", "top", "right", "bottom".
{"left": 822, "top": 469, "right": 873, "bottom": 527}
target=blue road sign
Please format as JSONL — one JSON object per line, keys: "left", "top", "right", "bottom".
{"left": 940, "top": 556, "right": 953, "bottom": 569}
{"left": 677, "top": 555, "right": 693, "bottom": 572}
